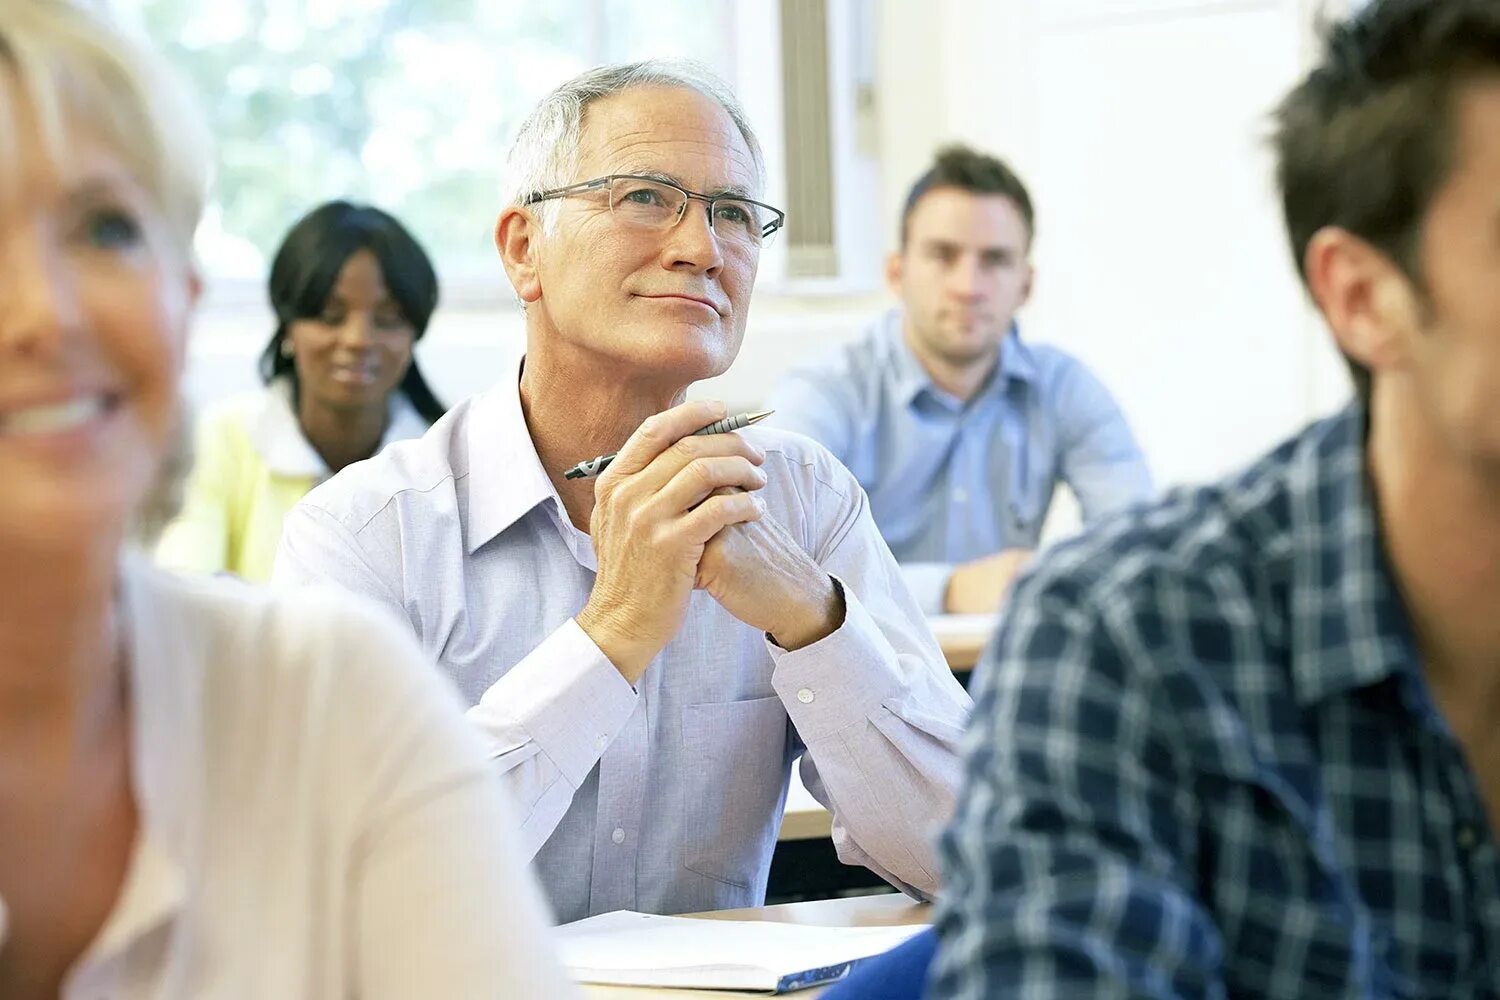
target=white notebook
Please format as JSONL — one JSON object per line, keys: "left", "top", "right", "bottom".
{"left": 553, "top": 910, "right": 927, "bottom": 992}
{"left": 927, "top": 613, "right": 998, "bottom": 642}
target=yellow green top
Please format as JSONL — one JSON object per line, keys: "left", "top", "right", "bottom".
{"left": 155, "top": 378, "right": 428, "bottom": 582}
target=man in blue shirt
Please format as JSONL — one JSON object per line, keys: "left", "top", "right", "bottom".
{"left": 933, "top": 1, "right": 1500, "bottom": 997}
{"left": 769, "top": 146, "right": 1152, "bottom": 614}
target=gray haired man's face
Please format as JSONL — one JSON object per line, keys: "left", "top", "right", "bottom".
{"left": 528, "top": 85, "right": 761, "bottom": 386}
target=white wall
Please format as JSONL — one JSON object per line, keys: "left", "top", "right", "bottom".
{"left": 185, "top": 0, "right": 1358, "bottom": 492}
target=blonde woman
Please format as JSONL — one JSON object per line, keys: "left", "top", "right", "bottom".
{"left": 0, "top": 4, "right": 575, "bottom": 997}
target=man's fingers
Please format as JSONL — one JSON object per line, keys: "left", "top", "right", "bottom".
{"left": 601, "top": 399, "right": 728, "bottom": 480}
{"left": 622, "top": 427, "right": 766, "bottom": 500}
{"left": 678, "top": 490, "right": 763, "bottom": 545}
{"left": 652, "top": 457, "right": 767, "bottom": 516}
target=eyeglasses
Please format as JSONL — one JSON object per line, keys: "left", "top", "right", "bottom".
{"left": 524, "top": 174, "right": 786, "bottom": 249}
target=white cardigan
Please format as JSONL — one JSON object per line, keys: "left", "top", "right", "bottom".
{"left": 0, "top": 557, "right": 575, "bottom": 998}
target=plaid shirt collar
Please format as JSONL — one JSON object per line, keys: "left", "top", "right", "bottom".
{"left": 1285, "top": 402, "right": 1423, "bottom": 708}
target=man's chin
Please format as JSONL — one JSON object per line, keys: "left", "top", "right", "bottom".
{"left": 935, "top": 340, "right": 1001, "bottom": 370}
{"left": 609, "top": 326, "right": 740, "bottom": 382}
{"left": 652, "top": 351, "right": 737, "bottom": 387}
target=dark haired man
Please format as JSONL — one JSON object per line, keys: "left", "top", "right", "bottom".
{"left": 931, "top": 1, "right": 1500, "bottom": 996}
{"left": 770, "top": 146, "right": 1152, "bottom": 614}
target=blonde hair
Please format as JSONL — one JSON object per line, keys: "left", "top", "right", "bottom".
{"left": 0, "top": 0, "right": 210, "bottom": 249}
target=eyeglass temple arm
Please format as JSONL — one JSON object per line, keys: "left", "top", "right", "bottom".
{"left": 523, "top": 178, "right": 609, "bottom": 204}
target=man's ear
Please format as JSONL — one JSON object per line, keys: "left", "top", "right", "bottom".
{"left": 496, "top": 206, "right": 543, "bottom": 305}
{"left": 1305, "top": 226, "right": 1420, "bottom": 378}
{"left": 884, "top": 250, "right": 904, "bottom": 298}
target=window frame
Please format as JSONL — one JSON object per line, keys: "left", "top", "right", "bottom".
{"left": 136, "top": 0, "right": 881, "bottom": 311}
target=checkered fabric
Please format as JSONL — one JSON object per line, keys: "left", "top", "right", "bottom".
{"left": 932, "top": 404, "right": 1500, "bottom": 999}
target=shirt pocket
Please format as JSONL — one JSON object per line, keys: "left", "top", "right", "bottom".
{"left": 680, "top": 695, "right": 789, "bottom": 890}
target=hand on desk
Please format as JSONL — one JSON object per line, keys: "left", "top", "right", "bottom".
{"left": 577, "top": 400, "right": 767, "bottom": 685}
{"left": 944, "top": 548, "right": 1034, "bottom": 614}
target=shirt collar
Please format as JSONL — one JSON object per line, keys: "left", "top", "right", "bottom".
{"left": 999, "top": 325, "right": 1040, "bottom": 384}
{"left": 1285, "top": 403, "right": 1421, "bottom": 707}
{"left": 464, "top": 360, "right": 566, "bottom": 555}
{"left": 248, "top": 377, "right": 430, "bottom": 478}
{"left": 881, "top": 308, "right": 1039, "bottom": 408}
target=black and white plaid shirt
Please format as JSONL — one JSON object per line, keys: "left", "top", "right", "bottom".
{"left": 933, "top": 403, "right": 1500, "bottom": 999}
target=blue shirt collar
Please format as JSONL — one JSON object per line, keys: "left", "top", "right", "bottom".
{"left": 882, "top": 308, "right": 1039, "bottom": 409}
{"left": 1285, "top": 403, "right": 1422, "bottom": 708}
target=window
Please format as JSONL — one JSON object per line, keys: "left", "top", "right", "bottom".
{"left": 124, "top": 0, "right": 734, "bottom": 289}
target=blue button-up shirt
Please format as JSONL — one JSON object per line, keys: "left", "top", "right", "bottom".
{"left": 768, "top": 309, "right": 1153, "bottom": 612}
{"left": 933, "top": 403, "right": 1500, "bottom": 999}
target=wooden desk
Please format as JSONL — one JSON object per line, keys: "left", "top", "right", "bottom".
{"left": 775, "top": 614, "right": 993, "bottom": 844}
{"left": 579, "top": 894, "right": 932, "bottom": 998}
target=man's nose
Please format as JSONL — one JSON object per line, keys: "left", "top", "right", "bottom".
{"left": 660, "top": 199, "right": 725, "bottom": 275}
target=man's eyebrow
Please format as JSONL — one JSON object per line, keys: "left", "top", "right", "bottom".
{"left": 919, "top": 239, "right": 1022, "bottom": 256}
{"left": 617, "top": 170, "right": 752, "bottom": 199}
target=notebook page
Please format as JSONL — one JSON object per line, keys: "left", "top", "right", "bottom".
{"left": 554, "top": 910, "right": 927, "bottom": 990}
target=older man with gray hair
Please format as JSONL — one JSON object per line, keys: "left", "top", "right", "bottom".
{"left": 273, "top": 60, "right": 971, "bottom": 922}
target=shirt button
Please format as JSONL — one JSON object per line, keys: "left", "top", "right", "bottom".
{"left": 953, "top": 488, "right": 969, "bottom": 503}
{"left": 797, "top": 688, "right": 815, "bottom": 704}
{"left": 596, "top": 735, "right": 608, "bottom": 751}
{"left": 611, "top": 827, "right": 626, "bottom": 845}
{"left": 1457, "top": 824, "right": 1479, "bottom": 851}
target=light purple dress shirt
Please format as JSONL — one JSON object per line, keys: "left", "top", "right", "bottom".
{"left": 272, "top": 372, "right": 972, "bottom": 923}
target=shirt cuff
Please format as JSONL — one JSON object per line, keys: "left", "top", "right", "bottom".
{"left": 899, "top": 562, "right": 954, "bottom": 616}
{"left": 768, "top": 580, "right": 907, "bottom": 742}
{"left": 473, "top": 618, "right": 639, "bottom": 788}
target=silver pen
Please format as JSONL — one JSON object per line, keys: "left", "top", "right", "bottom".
{"left": 562, "top": 409, "right": 774, "bottom": 480}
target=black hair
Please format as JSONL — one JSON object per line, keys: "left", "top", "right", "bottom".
{"left": 1272, "top": 0, "right": 1500, "bottom": 404}
{"left": 899, "top": 144, "right": 1035, "bottom": 248}
{"left": 258, "top": 200, "right": 445, "bottom": 424}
